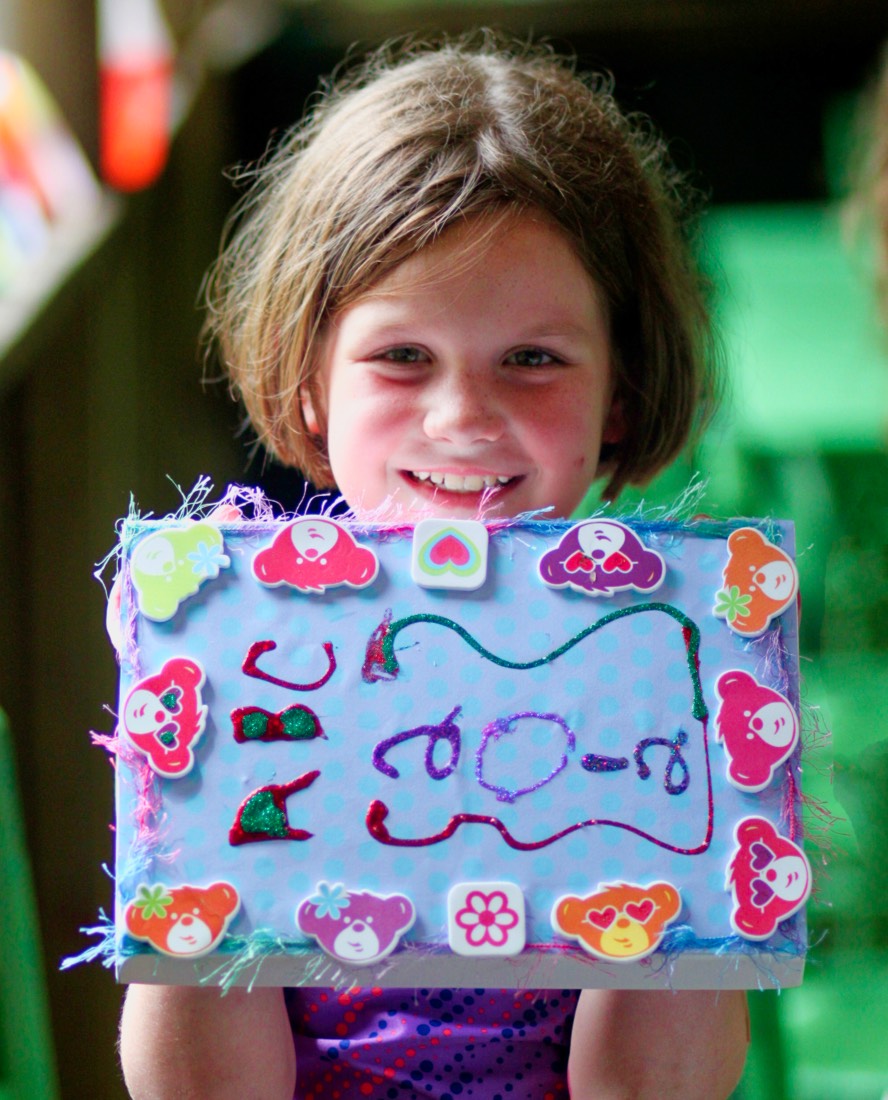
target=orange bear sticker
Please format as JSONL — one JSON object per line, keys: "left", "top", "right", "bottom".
{"left": 551, "top": 881, "right": 681, "bottom": 962}
{"left": 124, "top": 881, "right": 240, "bottom": 958}
{"left": 714, "top": 527, "right": 798, "bottom": 638}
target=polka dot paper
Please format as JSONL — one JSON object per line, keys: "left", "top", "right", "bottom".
{"left": 108, "top": 509, "right": 808, "bottom": 989}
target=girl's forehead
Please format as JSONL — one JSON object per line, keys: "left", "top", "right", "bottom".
{"left": 356, "top": 210, "right": 601, "bottom": 308}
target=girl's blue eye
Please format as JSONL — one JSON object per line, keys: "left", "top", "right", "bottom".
{"left": 504, "top": 348, "right": 559, "bottom": 368}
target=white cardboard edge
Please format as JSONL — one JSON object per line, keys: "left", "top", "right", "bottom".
{"left": 117, "top": 949, "right": 804, "bottom": 991}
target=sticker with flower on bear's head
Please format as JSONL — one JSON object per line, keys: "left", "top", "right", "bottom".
{"left": 131, "top": 522, "right": 230, "bottom": 622}
{"left": 252, "top": 518, "right": 378, "bottom": 593}
{"left": 295, "top": 883, "right": 415, "bottom": 966}
{"left": 124, "top": 881, "right": 240, "bottom": 958}
{"left": 551, "top": 881, "right": 681, "bottom": 962}
{"left": 121, "top": 656, "right": 208, "bottom": 778}
{"left": 727, "top": 817, "right": 811, "bottom": 941}
{"left": 714, "top": 528, "right": 798, "bottom": 638}
{"left": 714, "top": 670, "right": 800, "bottom": 792}
{"left": 538, "top": 520, "right": 665, "bottom": 597}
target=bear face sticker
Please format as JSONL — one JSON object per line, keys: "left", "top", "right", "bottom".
{"left": 538, "top": 520, "right": 666, "bottom": 598}
{"left": 252, "top": 518, "right": 378, "bottom": 593}
{"left": 121, "top": 656, "right": 208, "bottom": 778}
{"left": 714, "top": 528, "right": 798, "bottom": 637}
{"left": 124, "top": 881, "right": 240, "bottom": 958}
{"left": 551, "top": 881, "right": 681, "bottom": 962}
{"left": 714, "top": 670, "right": 800, "bottom": 792}
{"left": 131, "top": 522, "right": 230, "bottom": 621}
{"left": 296, "top": 883, "right": 415, "bottom": 966}
{"left": 727, "top": 817, "right": 811, "bottom": 940}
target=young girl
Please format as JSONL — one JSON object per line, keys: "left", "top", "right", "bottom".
{"left": 120, "top": 34, "right": 749, "bottom": 1100}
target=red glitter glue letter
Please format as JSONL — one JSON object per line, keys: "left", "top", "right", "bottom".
{"left": 229, "top": 770, "right": 320, "bottom": 845}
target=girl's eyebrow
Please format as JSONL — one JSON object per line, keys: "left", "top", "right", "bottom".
{"left": 347, "top": 311, "right": 602, "bottom": 341}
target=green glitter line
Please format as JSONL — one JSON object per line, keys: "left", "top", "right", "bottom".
{"left": 379, "top": 603, "right": 708, "bottom": 721}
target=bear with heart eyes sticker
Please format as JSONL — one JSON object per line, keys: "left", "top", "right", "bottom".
{"left": 552, "top": 881, "right": 681, "bottom": 962}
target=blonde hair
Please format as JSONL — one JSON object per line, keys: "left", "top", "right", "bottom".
{"left": 205, "top": 33, "right": 719, "bottom": 498}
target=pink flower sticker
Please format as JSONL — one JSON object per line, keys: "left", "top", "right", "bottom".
{"left": 447, "top": 882, "right": 526, "bottom": 957}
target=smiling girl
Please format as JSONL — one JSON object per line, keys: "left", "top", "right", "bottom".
{"left": 120, "top": 34, "right": 747, "bottom": 1100}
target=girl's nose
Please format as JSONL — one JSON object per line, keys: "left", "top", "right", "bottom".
{"left": 422, "top": 370, "right": 504, "bottom": 444}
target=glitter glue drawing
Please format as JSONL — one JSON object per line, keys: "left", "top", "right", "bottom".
{"left": 96, "top": 502, "right": 809, "bottom": 990}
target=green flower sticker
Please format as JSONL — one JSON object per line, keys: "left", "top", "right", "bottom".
{"left": 714, "top": 585, "right": 752, "bottom": 624}
{"left": 132, "top": 883, "right": 174, "bottom": 920}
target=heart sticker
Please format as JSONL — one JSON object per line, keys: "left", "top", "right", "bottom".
{"left": 429, "top": 533, "right": 472, "bottom": 568}
{"left": 624, "top": 899, "right": 655, "bottom": 923}
{"left": 586, "top": 906, "right": 617, "bottom": 930}
{"left": 411, "top": 519, "right": 489, "bottom": 591}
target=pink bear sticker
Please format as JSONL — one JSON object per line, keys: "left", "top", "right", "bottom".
{"left": 727, "top": 817, "right": 811, "bottom": 941}
{"left": 296, "top": 883, "right": 415, "bottom": 966}
{"left": 714, "top": 670, "right": 800, "bottom": 792}
{"left": 121, "top": 656, "right": 208, "bottom": 778}
{"left": 252, "top": 518, "right": 379, "bottom": 593}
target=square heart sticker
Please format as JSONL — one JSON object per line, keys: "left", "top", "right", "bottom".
{"left": 410, "top": 519, "right": 489, "bottom": 591}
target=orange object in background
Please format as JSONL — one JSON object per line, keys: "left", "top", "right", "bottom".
{"left": 97, "top": 0, "right": 173, "bottom": 192}
{"left": 99, "top": 57, "right": 172, "bottom": 191}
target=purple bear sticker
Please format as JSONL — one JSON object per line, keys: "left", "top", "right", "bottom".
{"left": 296, "top": 882, "right": 415, "bottom": 966}
{"left": 714, "top": 670, "right": 800, "bottom": 792}
{"left": 538, "top": 520, "right": 665, "bottom": 597}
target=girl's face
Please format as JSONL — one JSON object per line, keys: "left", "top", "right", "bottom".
{"left": 303, "top": 212, "right": 619, "bottom": 521}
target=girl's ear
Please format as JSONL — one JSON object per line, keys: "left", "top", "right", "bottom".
{"left": 300, "top": 385, "right": 321, "bottom": 435}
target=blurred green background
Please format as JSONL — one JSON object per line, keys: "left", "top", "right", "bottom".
{"left": 609, "top": 200, "right": 888, "bottom": 1100}
{"left": 1, "top": 2, "right": 886, "bottom": 1097}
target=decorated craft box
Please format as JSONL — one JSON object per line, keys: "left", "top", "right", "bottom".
{"left": 105, "top": 495, "right": 809, "bottom": 989}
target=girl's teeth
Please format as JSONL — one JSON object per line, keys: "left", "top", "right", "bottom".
{"left": 415, "top": 472, "right": 513, "bottom": 492}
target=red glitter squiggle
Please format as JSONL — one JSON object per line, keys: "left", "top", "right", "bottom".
{"left": 366, "top": 723, "right": 715, "bottom": 854}
{"left": 242, "top": 639, "right": 336, "bottom": 691}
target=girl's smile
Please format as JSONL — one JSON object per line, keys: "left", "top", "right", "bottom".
{"left": 302, "top": 213, "right": 620, "bottom": 521}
